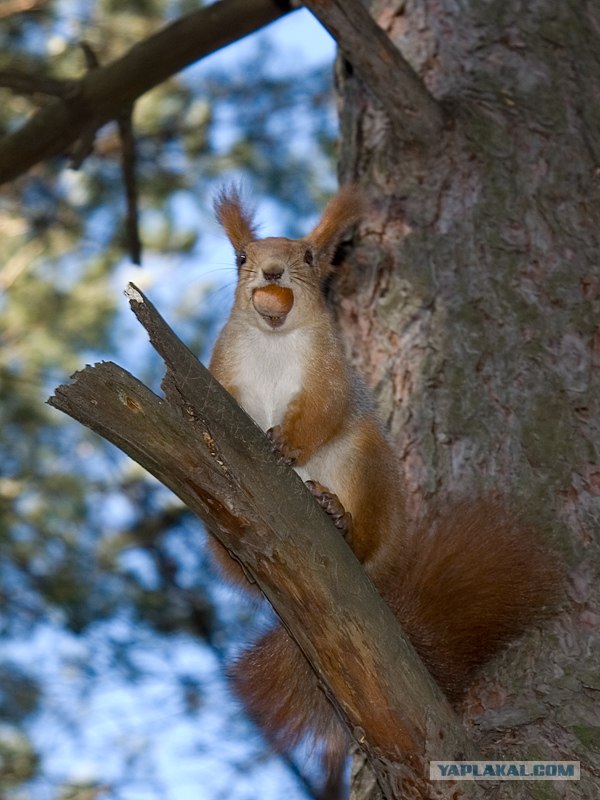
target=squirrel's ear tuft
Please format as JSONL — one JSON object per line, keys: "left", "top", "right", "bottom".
{"left": 307, "top": 185, "right": 364, "bottom": 260}
{"left": 214, "top": 186, "right": 258, "bottom": 250}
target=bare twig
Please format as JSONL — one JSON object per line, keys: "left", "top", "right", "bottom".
{"left": 117, "top": 111, "right": 141, "bottom": 265}
{"left": 81, "top": 42, "right": 141, "bottom": 262}
{"left": 69, "top": 43, "right": 101, "bottom": 169}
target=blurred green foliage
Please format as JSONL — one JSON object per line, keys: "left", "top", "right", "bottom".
{"left": 0, "top": 1, "right": 336, "bottom": 797}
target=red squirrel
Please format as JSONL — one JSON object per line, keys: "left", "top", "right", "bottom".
{"left": 208, "top": 185, "right": 560, "bottom": 767}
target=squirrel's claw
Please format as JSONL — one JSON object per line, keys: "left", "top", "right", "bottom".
{"left": 305, "top": 480, "right": 353, "bottom": 538}
{"left": 267, "top": 425, "right": 301, "bottom": 465}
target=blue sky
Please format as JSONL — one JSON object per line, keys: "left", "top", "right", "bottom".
{"left": 14, "top": 7, "right": 339, "bottom": 800}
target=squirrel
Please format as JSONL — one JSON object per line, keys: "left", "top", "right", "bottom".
{"left": 208, "top": 184, "right": 561, "bottom": 769}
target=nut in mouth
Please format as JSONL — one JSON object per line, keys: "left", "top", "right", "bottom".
{"left": 252, "top": 286, "right": 294, "bottom": 329}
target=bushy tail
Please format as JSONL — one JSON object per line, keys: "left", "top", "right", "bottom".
{"left": 385, "top": 500, "right": 562, "bottom": 702}
{"left": 230, "top": 625, "right": 349, "bottom": 768}
{"left": 231, "top": 500, "right": 561, "bottom": 762}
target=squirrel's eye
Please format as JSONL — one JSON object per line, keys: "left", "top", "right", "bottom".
{"left": 304, "top": 248, "right": 314, "bottom": 266}
{"left": 237, "top": 251, "right": 247, "bottom": 267}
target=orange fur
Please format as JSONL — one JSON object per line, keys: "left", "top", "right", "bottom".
{"left": 270, "top": 341, "right": 351, "bottom": 466}
{"left": 214, "top": 186, "right": 258, "bottom": 251}
{"left": 231, "top": 504, "right": 560, "bottom": 766}
{"left": 307, "top": 184, "right": 364, "bottom": 263}
{"left": 208, "top": 186, "right": 561, "bottom": 770}
{"left": 381, "top": 500, "right": 561, "bottom": 703}
{"left": 230, "top": 626, "right": 350, "bottom": 769}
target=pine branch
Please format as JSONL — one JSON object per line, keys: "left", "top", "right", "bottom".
{"left": 48, "top": 283, "right": 479, "bottom": 799}
{"left": 301, "top": 0, "right": 444, "bottom": 143}
{"left": 0, "top": 0, "right": 294, "bottom": 184}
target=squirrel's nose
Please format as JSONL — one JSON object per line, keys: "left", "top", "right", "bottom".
{"left": 262, "top": 267, "right": 284, "bottom": 282}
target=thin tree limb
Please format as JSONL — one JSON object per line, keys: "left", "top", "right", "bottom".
{"left": 68, "top": 41, "right": 142, "bottom": 263}
{"left": 48, "top": 283, "right": 480, "bottom": 798}
{"left": 69, "top": 43, "right": 101, "bottom": 170}
{"left": 0, "top": 0, "right": 294, "bottom": 184}
{"left": 117, "top": 110, "right": 142, "bottom": 265}
{"left": 301, "top": 0, "right": 444, "bottom": 143}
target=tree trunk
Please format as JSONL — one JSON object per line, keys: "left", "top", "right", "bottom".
{"left": 334, "top": 1, "right": 599, "bottom": 797}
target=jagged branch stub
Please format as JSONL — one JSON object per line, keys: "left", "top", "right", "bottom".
{"left": 48, "top": 283, "right": 478, "bottom": 798}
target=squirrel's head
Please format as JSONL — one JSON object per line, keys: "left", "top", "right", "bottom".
{"left": 214, "top": 185, "right": 363, "bottom": 332}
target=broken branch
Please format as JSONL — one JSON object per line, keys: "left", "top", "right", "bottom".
{"left": 48, "top": 283, "right": 478, "bottom": 798}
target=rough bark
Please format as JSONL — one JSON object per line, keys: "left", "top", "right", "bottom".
{"left": 0, "top": 0, "right": 294, "bottom": 184}
{"left": 301, "top": 0, "right": 443, "bottom": 143}
{"left": 10, "top": 0, "right": 596, "bottom": 795}
{"left": 332, "top": 1, "right": 600, "bottom": 798}
{"left": 48, "top": 284, "right": 481, "bottom": 800}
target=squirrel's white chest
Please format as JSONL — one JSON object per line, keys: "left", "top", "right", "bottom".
{"left": 232, "top": 328, "right": 310, "bottom": 432}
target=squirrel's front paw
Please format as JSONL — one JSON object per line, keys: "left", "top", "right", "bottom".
{"left": 305, "top": 480, "right": 353, "bottom": 538}
{"left": 267, "top": 426, "right": 301, "bottom": 466}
